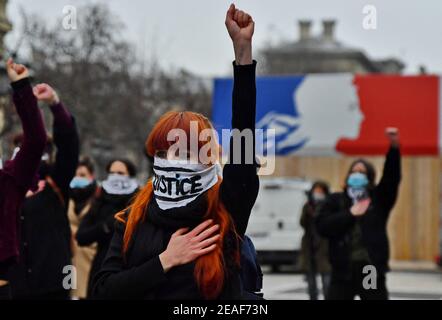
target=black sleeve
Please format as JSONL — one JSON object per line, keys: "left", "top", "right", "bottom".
{"left": 7, "top": 78, "right": 47, "bottom": 189}
{"left": 300, "top": 204, "right": 309, "bottom": 229}
{"left": 220, "top": 61, "right": 259, "bottom": 237}
{"left": 375, "top": 145, "right": 402, "bottom": 215}
{"left": 0, "top": 257, "right": 15, "bottom": 280}
{"left": 91, "top": 219, "right": 169, "bottom": 299}
{"left": 50, "top": 102, "right": 80, "bottom": 203}
{"left": 316, "top": 194, "right": 356, "bottom": 239}
{"left": 76, "top": 198, "right": 112, "bottom": 246}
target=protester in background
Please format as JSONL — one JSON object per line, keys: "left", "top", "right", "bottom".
{"left": 8, "top": 83, "right": 79, "bottom": 300}
{"left": 68, "top": 157, "right": 98, "bottom": 300}
{"left": 76, "top": 158, "right": 139, "bottom": 298}
{"left": 299, "top": 181, "right": 331, "bottom": 300}
{"left": 0, "top": 59, "right": 47, "bottom": 299}
{"left": 316, "top": 128, "right": 401, "bottom": 300}
{"left": 91, "top": 4, "right": 259, "bottom": 300}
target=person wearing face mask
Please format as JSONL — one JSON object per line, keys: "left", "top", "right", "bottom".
{"left": 316, "top": 128, "right": 401, "bottom": 300}
{"left": 0, "top": 59, "right": 47, "bottom": 299}
{"left": 7, "top": 82, "right": 79, "bottom": 300}
{"left": 91, "top": 5, "right": 258, "bottom": 300}
{"left": 299, "top": 181, "right": 331, "bottom": 300}
{"left": 67, "top": 158, "right": 98, "bottom": 300}
{"left": 76, "top": 158, "right": 139, "bottom": 298}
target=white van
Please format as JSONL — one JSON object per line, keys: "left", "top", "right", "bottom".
{"left": 246, "top": 177, "right": 312, "bottom": 271}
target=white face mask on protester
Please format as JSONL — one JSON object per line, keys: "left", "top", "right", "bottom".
{"left": 312, "top": 192, "right": 326, "bottom": 203}
{"left": 102, "top": 174, "right": 139, "bottom": 195}
{"left": 152, "top": 157, "right": 219, "bottom": 210}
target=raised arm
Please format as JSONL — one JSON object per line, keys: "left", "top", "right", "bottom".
{"left": 3, "top": 59, "right": 47, "bottom": 189}
{"left": 225, "top": 3, "right": 254, "bottom": 66}
{"left": 34, "top": 83, "right": 79, "bottom": 202}
{"left": 220, "top": 4, "right": 259, "bottom": 237}
{"left": 375, "top": 128, "right": 402, "bottom": 215}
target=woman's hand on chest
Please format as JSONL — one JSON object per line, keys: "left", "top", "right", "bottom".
{"left": 159, "top": 219, "right": 220, "bottom": 273}
{"left": 350, "top": 198, "right": 372, "bottom": 217}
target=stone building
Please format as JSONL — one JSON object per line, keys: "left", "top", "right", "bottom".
{"left": 262, "top": 20, "right": 404, "bottom": 75}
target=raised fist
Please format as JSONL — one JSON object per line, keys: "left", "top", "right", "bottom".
{"left": 6, "top": 58, "right": 29, "bottom": 82}
{"left": 385, "top": 127, "right": 399, "bottom": 147}
{"left": 33, "top": 83, "right": 60, "bottom": 105}
{"left": 225, "top": 4, "right": 254, "bottom": 44}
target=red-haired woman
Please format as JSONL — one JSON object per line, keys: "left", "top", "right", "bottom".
{"left": 92, "top": 4, "right": 258, "bottom": 300}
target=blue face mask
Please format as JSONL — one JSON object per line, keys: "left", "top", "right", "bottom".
{"left": 347, "top": 173, "right": 369, "bottom": 202}
{"left": 70, "top": 177, "right": 93, "bottom": 189}
{"left": 347, "top": 172, "right": 369, "bottom": 189}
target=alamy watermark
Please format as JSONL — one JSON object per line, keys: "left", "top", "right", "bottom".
{"left": 62, "top": 5, "right": 77, "bottom": 30}
{"left": 362, "top": 264, "right": 378, "bottom": 290}
{"left": 62, "top": 265, "right": 77, "bottom": 290}
{"left": 165, "top": 122, "right": 276, "bottom": 175}
{"left": 362, "top": 5, "right": 377, "bottom": 30}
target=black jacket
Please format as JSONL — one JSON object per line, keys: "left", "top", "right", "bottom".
{"left": 76, "top": 188, "right": 138, "bottom": 296}
{"left": 8, "top": 103, "right": 79, "bottom": 298}
{"left": 299, "top": 202, "right": 331, "bottom": 274}
{"left": 316, "top": 146, "right": 401, "bottom": 279}
{"left": 91, "top": 61, "right": 259, "bottom": 300}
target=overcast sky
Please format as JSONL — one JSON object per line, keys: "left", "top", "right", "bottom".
{"left": 5, "top": 0, "right": 442, "bottom": 77}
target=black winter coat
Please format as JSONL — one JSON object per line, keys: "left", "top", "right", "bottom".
{"left": 91, "top": 61, "right": 259, "bottom": 300}
{"left": 299, "top": 202, "right": 331, "bottom": 274}
{"left": 316, "top": 146, "right": 401, "bottom": 280}
{"left": 8, "top": 103, "right": 79, "bottom": 298}
{"left": 76, "top": 188, "right": 137, "bottom": 296}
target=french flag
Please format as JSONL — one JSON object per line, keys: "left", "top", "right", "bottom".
{"left": 212, "top": 74, "right": 442, "bottom": 156}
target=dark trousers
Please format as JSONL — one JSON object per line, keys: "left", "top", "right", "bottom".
{"left": 327, "top": 262, "right": 388, "bottom": 300}
{"left": 306, "top": 272, "right": 331, "bottom": 300}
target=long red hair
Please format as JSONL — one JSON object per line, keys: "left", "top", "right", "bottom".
{"left": 116, "top": 111, "right": 240, "bottom": 299}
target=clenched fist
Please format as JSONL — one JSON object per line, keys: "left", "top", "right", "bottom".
{"left": 385, "top": 127, "right": 399, "bottom": 147}
{"left": 33, "top": 83, "right": 60, "bottom": 106}
{"left": 225, "top": 4, "right": 254, "bottom": 65}
{"left": 225, "top": 4, "right": 254, "bottom": 43}
{"left": 6, "top": 58, "right": 29, "bottom": 83}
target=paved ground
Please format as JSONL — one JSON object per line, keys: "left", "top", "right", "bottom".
{"left": 262, "top": 270, "right": 442, "bottom": 300}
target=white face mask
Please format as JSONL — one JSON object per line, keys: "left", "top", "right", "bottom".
{"left": 102, "top": 174, "right": 139, "bottom": 195}
{"left": 347, "top": 187, "right": 369, "bottom": 203}
{"left": 152, "top": 157, "right": 219, "bottom": 210}
{"left": 312, "top": 192, "right": 326, "bottom": 202}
